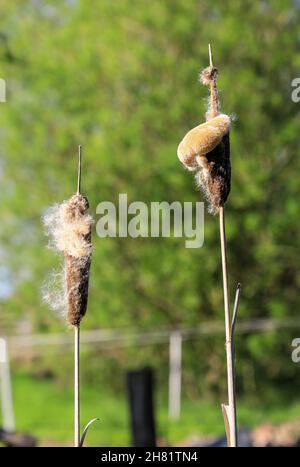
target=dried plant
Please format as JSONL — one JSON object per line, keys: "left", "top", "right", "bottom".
{"left": 177, "top": 45, "right": 241, "bottom": 447}
{"left": 177, "top": 113, "right": 231, "bottom": 214}
{"left": 43, "top": 193, "right": 93, "bottom": 325}
{"left": 43, "top": 146, "right": 96, "bottom": 447}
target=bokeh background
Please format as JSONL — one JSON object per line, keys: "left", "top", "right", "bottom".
{"left": 0, "top": 0, "right": 300, "bottom": 446}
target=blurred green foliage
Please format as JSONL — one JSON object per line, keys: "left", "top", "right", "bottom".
{"left": 0, "top": 0, "right": 300, "bottom": 400}
{"left": 4, "top": 371, "right": 300, "bottom": 446}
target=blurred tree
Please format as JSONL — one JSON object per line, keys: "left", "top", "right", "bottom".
{"left": 0, "top": 0, "right": 299, "bottom": 398}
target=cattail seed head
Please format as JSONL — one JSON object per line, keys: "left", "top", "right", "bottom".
{"left": 43, "top": 193, "right": 93, "bottom": 326}
{"left": 65, "top": 254, "right": 91, "bottom": 327}
{"left": 195, "top": 131, "right": 231, "bottom": 214}
{"left": 177, "top": 114, "right": 230, "bottom": 166}
{"left": 177, "top": 62, "right": 232, "bottom": 214}
{"left": 177, "top": 113, "right": 231, "bottom": 214}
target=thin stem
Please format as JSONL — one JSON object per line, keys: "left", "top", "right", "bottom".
{"left": 77, "top": 145, "right": 82, "bottom": 195}
{"left": 74, "top": 325, "right": 80, "bottom": 447}
{"left": 207, "top": 44, "right": 219, "bottom": 119}
{"left": 208, "top": 43, "right": 213, "bottom": 67}
{"left": 207, "top": 46, "right": 237, "bottom": 444}
{"left": 219, "top": 206, "right": 237, "bottom": 447}
{"left": 231, "top": 283, "right": 241, "bottom": 338}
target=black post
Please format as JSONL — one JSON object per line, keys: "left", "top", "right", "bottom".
{"left": 127, "top": 367, "right": 156, "bottom": 447}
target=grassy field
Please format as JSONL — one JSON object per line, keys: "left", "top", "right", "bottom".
{"left": 2, "top": 372, "right": 300, "bottom": 446}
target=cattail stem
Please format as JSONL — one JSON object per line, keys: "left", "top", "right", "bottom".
{"left": 208, "top": 45, "right": 237, "bottom": 446}
{"left": 77, "top": 145, "right": 82, "bottom": 195}
{"left": 219, "top": 206, "right": 237, "bottom": 447}
{"left": 209, "top": 80, "right": 219, "bottom": 118}
{"left": 43, "top": 145, "right": 95, "bottom": 447}
{"left": 75, "top": 146, "right": 82, "bottom": 447}
{"left": 207, "top": 44, "right": 219, "bottom": 119}
{"left": 177, "top": 45, "right": 238, "bottom": 446}
{"left": 74, "top": 325, "right": 80, "bottom": 447}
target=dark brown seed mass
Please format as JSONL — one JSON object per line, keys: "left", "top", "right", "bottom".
{"left": 206, "top": 131, "right": 231, "bottom": 211}
{"left": 195, "top": 131, "right": 231, "bottom": 214}
{"left": 65, "top": 254, "right": 91, "bottom": 326}
{"left": 63, "top": 194, "right": 92, "bottom": 327}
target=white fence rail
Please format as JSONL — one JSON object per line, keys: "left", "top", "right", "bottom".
{"left": 5, "top": 317, "right": 300, "bottom": 351}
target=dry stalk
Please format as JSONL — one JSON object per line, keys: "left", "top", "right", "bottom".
{"left": 43, "top": 145, "right": 95, "bottom": 447}
{"left": 177, "top": 44, "right": 241, "bottom": 447}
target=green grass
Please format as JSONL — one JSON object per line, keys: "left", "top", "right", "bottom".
{"left": 2, "top": 372, "right": 300, "bottom": 446}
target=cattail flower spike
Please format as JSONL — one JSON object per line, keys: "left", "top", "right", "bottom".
{"left": 177, "top": 45, "right": 241, "bottom": 447}
{"left": 43, "top": 145, "right": 98, "bottom": 446}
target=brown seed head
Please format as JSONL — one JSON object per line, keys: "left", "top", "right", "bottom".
{"left": 177, "top": 56, "right": 232, "bottom": 214}
{"left": 43, "top": 192, "right": 93, "bottom": 326}
{"left": 200, "top": 66, "right": 218, "bottom": 86}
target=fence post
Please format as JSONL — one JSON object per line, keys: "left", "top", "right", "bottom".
{"left": 0, "top": 338, "right": 16, "bottom": 432}
{"left": 168, "top": 331, "right": 182, "bottom": 420}
{"left": 0, "top": 78, "right": 6, "bottom": 103}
